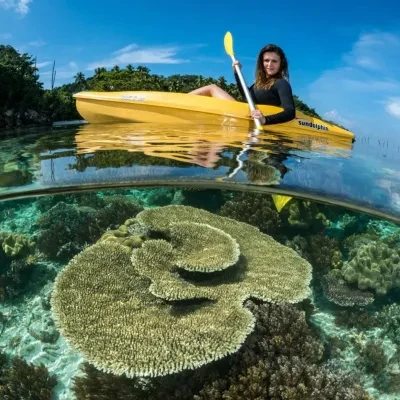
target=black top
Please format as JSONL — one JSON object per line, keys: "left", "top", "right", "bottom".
{"left": 234, "top": 72, "right": 296, "bottom": 125}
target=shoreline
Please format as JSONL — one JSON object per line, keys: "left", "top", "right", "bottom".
{"left": 0, "top": 120, "right": 87, "bottom": 136}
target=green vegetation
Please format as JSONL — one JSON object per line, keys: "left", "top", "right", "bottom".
{"left": 1, "top": 43, "right": 327, "bottom": 130}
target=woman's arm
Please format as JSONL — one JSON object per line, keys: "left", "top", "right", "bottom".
{"left": 263, "top": 79, "right": 296, "bottom": 125}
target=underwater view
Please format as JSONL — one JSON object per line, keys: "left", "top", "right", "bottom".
{"left": 0, "top": 122, "right": 399, "bottom": 400}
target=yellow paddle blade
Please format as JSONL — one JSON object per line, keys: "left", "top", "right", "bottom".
{"left": 224, "top": 31, "right": 234, "bottom": 56}
{"left": 272, "top": 194, "right": 292, "bottom": 212}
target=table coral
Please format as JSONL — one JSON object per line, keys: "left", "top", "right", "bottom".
{"left": 70, "top": 301, "right": 372, "bottom": 400}
{"left": 51, "top": 205, "right": 313, "bottom": 379}
{"left": 321, "top": 271, "right": 374, "bottom": 307}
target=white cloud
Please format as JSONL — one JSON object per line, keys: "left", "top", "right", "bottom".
{"left": 36, "top": 61, "right": 52, "bottom": 68}
{"left": 40, "top": 61, "right": 79, "bottom": 84}
{"left": 323, "top": 109, "right": 356, "bottom": 128}
{"left": 113, "top": 44, "right": 139, "bottom": 55}
{"left": 303, "top": 30, "right": 400, "bottom": 138}
{"left": 385, "top": 98, "right": 400, "bottom": 119}
{"left": 87, "top": 44, "right": 190, "bottom": 70}
{"left": 354, "top": 57, "right": 379, "bottom": 69}
{"left": 342, "top": 32, "right": 400, "bottom": 73}
{"left": 0, "top": 0, "right": 32, "bottom": 15}
{"left": 28, "top": 40, "right": 46, "bottom": 47}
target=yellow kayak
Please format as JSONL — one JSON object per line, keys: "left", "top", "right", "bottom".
{"left": 73, "top": 90, "right": 355, "bottom": 141}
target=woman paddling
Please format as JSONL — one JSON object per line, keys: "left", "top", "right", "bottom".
{"left": 188, "top": 44, "right": 296, "bottom": 125}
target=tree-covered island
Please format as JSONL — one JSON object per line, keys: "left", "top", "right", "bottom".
{"left": 0, "top": 44, "right": 329, "bottom": 131}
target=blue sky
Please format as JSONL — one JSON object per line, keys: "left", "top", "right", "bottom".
{"left": 0, "top": 0, "right": 399, "bottom": 140}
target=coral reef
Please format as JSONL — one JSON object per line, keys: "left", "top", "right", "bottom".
{"left": 0, "top": 231, "right": 42, "bottom": 300}
{"left": 321, "top": 271, "right": 375, "bottom": 307}
{"left": 0, "top": 232, "right": 35, "bottom": 258}
{"left": 378, "top": 303, "right": 400, "bottom": 346}
{"left": 334, "top": 309, "right": 379, "bottom": 331}
{"left": 357, "top": 340, "right": 388, "bottom": 374}
{"left": 95, "top": 194, "right": 144, "bottom": 230}
{"left": 70, "top": 301, "right": 372, "bottom": 400}
{"left": 341, "top": 242, "right": 400, "bottom": 295}
{"left": 325, "top": 211, "right": 371, "bottom": 239}
{"left": 284, "top": 199, "right": 329, "bottom": 232}
{"left": 219, "top": 192, "right": 281, "bottom": 235}
{"left": 145, "top": 188, "right": 177, "bottom": 206}
{"left": 342, "top": 233, "right": 380, "bottom": 255}
{"left": 0, "top": 351, "right": 57, "bottom": 399}
{"left": 0, "top": 189, "right": 399, "bottom": 400}
{"left": 98, "top": 218, "right": 149, "bottom": 251}
{"left": 309, "top": 233, "right": 343, "bottom": 271}
{"left": 51, "top": 205, "right": 312, "bottom": 379}
{"left": 284, "top": 234, "right": 310, "bottom": 260}
{"left": 35, "top": 195, "right": 143, "bottom": 260}
{"left": 178, "top": 189, "right": 228, "bottom": 213}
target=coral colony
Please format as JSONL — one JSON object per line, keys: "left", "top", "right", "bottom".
{"left": 0, "top": 190, "right": 399, "bottom": 399}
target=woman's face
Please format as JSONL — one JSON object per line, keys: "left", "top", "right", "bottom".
{"left": 262, "top": 51, "right": 281, "bottom": 77}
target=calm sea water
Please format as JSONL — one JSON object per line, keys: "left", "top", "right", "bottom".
{"left": 0, "top": 122, "right": 399, "bottom": 400}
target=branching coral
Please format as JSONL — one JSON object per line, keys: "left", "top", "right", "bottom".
{"left": 377, "top": 303, "right": 400, "bottom": 346}
{"left": 95, "top": 194, "right": 144, "bottom": 230}
{"left": 309, "top": 233, "right": 343, "bottom": 271}
{"left": 51, "top": 205, "right": 312, "bottom": 379}
{"left": 334, "top": 309, "right": 378, "bottom": 330}
{"left": 219, "top": 192, "right": 281, "bottom": 235}
{"left": 285, "top": 200, "right": 329, "bottom": 232}
{"left": 36, "top": 195, "right": 143, "bottom": 260}
{"left": 0, "top": 351, "right": 57, "bottom": 399}
{"left": 35, "top": 201, "right": 100, "bottom": 259}
{"left": 357, "top": 340, "right": 388, "bottom": 374}
{"left": 0, "top": 232, "right": 38, "bottom": 300}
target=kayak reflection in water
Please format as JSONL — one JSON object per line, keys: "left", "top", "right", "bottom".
{"left": 188, "top": 44, "right": 296, "bottom": 126}
{"left": 244, "top": 149, "right": 290, "bottom": 185}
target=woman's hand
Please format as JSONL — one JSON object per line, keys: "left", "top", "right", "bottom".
{"left": 250, "top": 109, "right": 266, "bottom": 124}
{"left": 232, "top": 60, "right": 242, "bottom": 70}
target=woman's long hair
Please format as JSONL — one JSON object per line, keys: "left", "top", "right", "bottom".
{"left": 254, "top": 44, "right": 289, "bottom": 89}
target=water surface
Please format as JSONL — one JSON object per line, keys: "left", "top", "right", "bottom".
{"left": 0, "top": 122, "right": 400, "bottom": 400}
{"left": 1, "top": 122, "right": 399, "bottom": 223}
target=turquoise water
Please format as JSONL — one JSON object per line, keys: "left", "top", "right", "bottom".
{"left": 0, "top": 123, "right": 400, "bottom": 399}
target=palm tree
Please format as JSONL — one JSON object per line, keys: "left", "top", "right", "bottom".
{"left": 136, "top": 65, "right": 150, "bottom": 74}
{"left": 217, "top": 76, "right": 227, "bottom": 88}
{"left": 94, "top": 67, "right": 107, "bottom": 77}
{"left": 73, "top": 72, "right": 86, "bottom": 90}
